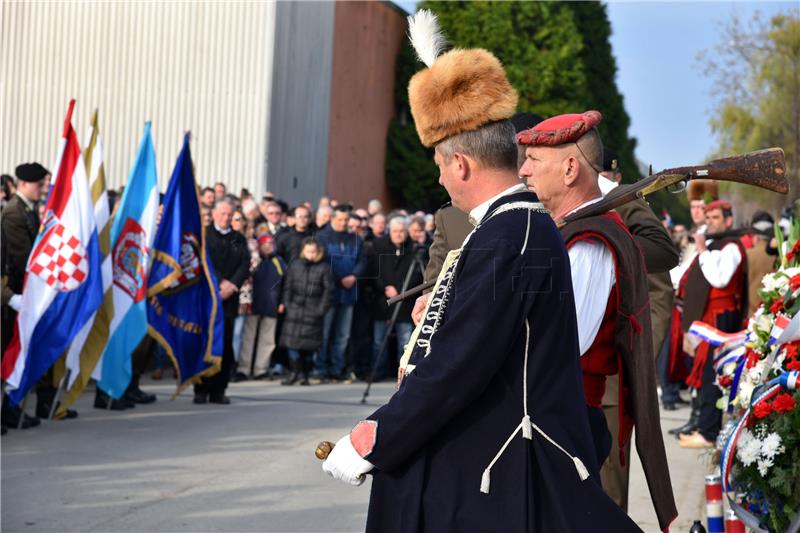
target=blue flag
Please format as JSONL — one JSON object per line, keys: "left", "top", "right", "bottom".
{"left": 95, "top": 123, "right": 159, "bottom": 399}
{"left": 147, "top": 134, "right": 223, "bottom": 393}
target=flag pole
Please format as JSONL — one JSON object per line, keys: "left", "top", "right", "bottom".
{"left": 48, "top": 369, "right": 70, "bottom": 419}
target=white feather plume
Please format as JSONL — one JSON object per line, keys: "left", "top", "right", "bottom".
{"left": 407, "top": 9, "right": 446, "bottom": 68}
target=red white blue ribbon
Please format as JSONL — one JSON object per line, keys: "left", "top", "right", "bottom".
{"left": 719, "top": 371, "right": 799, "bottom": 530}
{"left": 688, "top": 321, "right": 747, "bottom": 348}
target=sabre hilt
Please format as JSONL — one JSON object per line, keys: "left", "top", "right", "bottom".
{"left": 315, "top": 440, "right": 335, "bottom": 460}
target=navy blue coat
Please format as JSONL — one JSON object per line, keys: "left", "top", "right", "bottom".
{"left": 251, "top": 255, "right": 286, "bottom": 317}
{"left": 316, "top": 226, "right": 366, "bottom": 306}
{"left": 362, "top": 191, "right": 640, "bottom": 532}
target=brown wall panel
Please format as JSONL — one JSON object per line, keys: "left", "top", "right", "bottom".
{"left": 326, "top": 1, "right": 406, "bottom": 209}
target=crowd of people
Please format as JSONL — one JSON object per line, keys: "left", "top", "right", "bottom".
{"left": 1, "top": 168, "right": 443, "bottom": 418}
{"left": 191, "top": 184, "right": 437, "bottom": 398}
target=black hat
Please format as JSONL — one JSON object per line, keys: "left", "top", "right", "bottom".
{"left": 15, "top": 162, "right": 49, "bottom": 183}
{"left": 510, "top": 112, "right": 544, "bottom": 134}
{"left": 602, "top": 148, "right": 618, "bottom": 173}
{"left": 751, "top": 210, "right": 774, "bottom": 237}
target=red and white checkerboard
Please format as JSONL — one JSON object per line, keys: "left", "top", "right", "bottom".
{"left": 29, "top": 223, "right": 88, "bottom": 292}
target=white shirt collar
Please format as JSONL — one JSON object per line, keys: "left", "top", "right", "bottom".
{"left": 468, "top": 183, "right": 528, "bottom": 226}
{"left": 214, "top": 223, "right": 232, "bottom": 235}
{"left": 565, "top": 195, "right": 604, "bottom": 217}
{"left": 597, "top": 174, "right": 618, "bottom": 195}
{"left": 15, "top": 191, "right": 35, "bottom": 211}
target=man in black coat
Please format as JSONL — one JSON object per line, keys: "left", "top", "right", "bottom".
{"left": 274, "top": 205, "right": 313, "bottom": 263}
{"left": 194, "top": 198, "right": 250, "bottom": 404}
{"left": 321, "top": 13, "right": 638, "bottom": 532}
{"left": 369, "top": 217, "right": 424, "bottom": 380}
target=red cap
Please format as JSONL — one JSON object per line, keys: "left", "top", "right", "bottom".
{"left": 704, "top": 200, "right": 732, "bottom": 213}
{"left": 516, "top": 110, "right": 602, "bottom": 146}
{"left": 257, "top": 233, "right": 273, "bottom": 246}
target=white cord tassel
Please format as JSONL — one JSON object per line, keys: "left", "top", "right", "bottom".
{"left": 521, "top": 415, "right": 533, "bottom": 440}
{"left": 407, "top": 9, "right": 446, "bottom": 67}
{"left": 573, "top": 456, "right": 590, "bottom": 481}
{"left": 480, "top": 468, "right": 491, "bottom": 494}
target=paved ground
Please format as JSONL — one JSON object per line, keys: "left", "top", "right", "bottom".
{"left": 2, "top": 378, "right": 710, "bottom": 532}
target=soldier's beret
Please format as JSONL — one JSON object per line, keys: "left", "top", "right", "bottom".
{"left": 14, "top": 162, "right": 49, "bottom": 183}
{"left": 516, "top": 110, "right": 602, "bottom": 146}
{"left": 704, "top": 199, "right": 732, "bottom": 213}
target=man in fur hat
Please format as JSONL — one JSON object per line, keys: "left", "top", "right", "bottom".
{"left": 517, "top": 112, "right": 677, "bottom": 530}
{"left": 321, "top": 10, "right": 639, "bottom": 533}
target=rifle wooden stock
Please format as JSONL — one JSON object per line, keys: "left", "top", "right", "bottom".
{"left": 668, "top": 147, "right": 787, "bottom": 194}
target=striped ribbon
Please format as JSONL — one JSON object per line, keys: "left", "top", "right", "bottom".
{"left": 719, "top": 371, "right": 799, "bottom": 530}
{"left": 688, "top": 321, "right": 747, "bottom": 347}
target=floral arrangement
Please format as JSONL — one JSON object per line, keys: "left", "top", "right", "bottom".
{"left": 709, "top": 223, "right": 800, "bottom": 532}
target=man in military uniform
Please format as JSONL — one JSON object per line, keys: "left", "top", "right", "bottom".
{"left": 321, "top": 11, "right": 638, "bottom": 532}
{"left": 2, "top": 163, "right": 49, "bottom": 427}
{"left": 517, "top": 112, "right": 677, "bottom": 530}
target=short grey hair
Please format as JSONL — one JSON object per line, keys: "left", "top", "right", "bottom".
{"left": 436, "top": 120, "right": 517, "bottom": 172}
{"left": 387, "top": 215, "right": 408, "bottom": 230}
{"left": 214, "top": 197, "right": 235, "bottom": 210}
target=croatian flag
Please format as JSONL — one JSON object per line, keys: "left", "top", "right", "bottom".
{"left": 1, "top": 100, "right": 104, "bottom": 405}
{"left": 92, "top": 123, "right": 159, "bottom": 399}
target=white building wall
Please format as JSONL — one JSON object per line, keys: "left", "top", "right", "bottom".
{"left": 1, "top": 1, "right": 275, "bottom": 196}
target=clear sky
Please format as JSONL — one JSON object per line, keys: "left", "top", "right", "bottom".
{"left": 606, "top": 1, "right": 795, "bottom": 171}
{"left": 393, "top": 1, "right": 795, "bottom": 170}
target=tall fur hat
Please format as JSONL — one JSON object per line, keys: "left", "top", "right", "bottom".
{"left": 406, "top": 10, "right": 518, "bottom": 148}
{"left": 686, "top": 179, "right": 719, "bottom": 203}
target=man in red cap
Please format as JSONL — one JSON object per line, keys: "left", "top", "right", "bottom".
{"left": 675, "top": 199, "right": 747, "bottom": 448}
{"left": 518, "top": 111, "right": 677, "bottom": 531}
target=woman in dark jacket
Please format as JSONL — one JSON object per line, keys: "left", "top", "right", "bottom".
{"left": 279, "top": 237, "right": 334, "bottom": 385}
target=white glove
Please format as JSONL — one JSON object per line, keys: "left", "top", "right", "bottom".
{"left": 8, "top": 294, "right": 21, "bottom": 312}
{"left": 322, "top": 434, "right": 374, "bottom": 486}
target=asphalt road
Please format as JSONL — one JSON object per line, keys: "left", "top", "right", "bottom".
{"left": 1, "top": 378, "right": 709, "bottom": 532}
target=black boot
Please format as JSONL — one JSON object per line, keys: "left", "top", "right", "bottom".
{"left": 124, "top": 374, "right": 157, "bottom": 404}
{"left": 2, "top": 395, "right": 40, "bottom": 429}
{"left": 281, "top": 358, "right": 300, "bottom": 386}
{"left": 300, "top": 357, "right": 313, "bottom": 386}
{"left": 35, "top": 386, "right": 56, "bottom": 419}
{"left": 94, "top": 389, "right": 134, "bottom": 410}
{"left": 669, "top": 393, "right": 699, "bottom": 436}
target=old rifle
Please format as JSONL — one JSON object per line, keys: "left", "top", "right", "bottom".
{"left": 389, "top": 148, "right": 788, "bottom": 307}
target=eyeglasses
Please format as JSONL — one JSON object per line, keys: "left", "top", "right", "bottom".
{"left": 233, "top": 217, "right": 243, "bottom": 222}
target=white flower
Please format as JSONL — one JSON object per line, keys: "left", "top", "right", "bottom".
{"left": 783, "top": 267, "right": 800, "bottom": 279}
{"left": 738, "top": 381, "right": 755, "bottom": 406}
{"left": 761, "top": 433, "right": 784, "bottom": 460}
{"left": 761, "top": 272, "right": 783, "bottom": 293}
{"left": 736, "top": 429, "right": 762, "bottom": 466}
{"left": 757, "top": 457, "right": 774, "bottom": 476}
{"left": 747, "top": 361, "right": 765, "bottom": 382}
{"left": 756, "top": 313, "right": 774, "bottom": 333}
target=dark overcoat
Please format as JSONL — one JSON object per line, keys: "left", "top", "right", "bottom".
{"left": 362, "top": 192, "right": 640, "bottom": 533}
{"left": 2, "top": 194, "right": 39, "bottom": 293}
{"left": 371, "top": 236, "right": 424, "bottom": 322}
{"left": 279, "top": 256, "right": 334, "bottom": 351}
